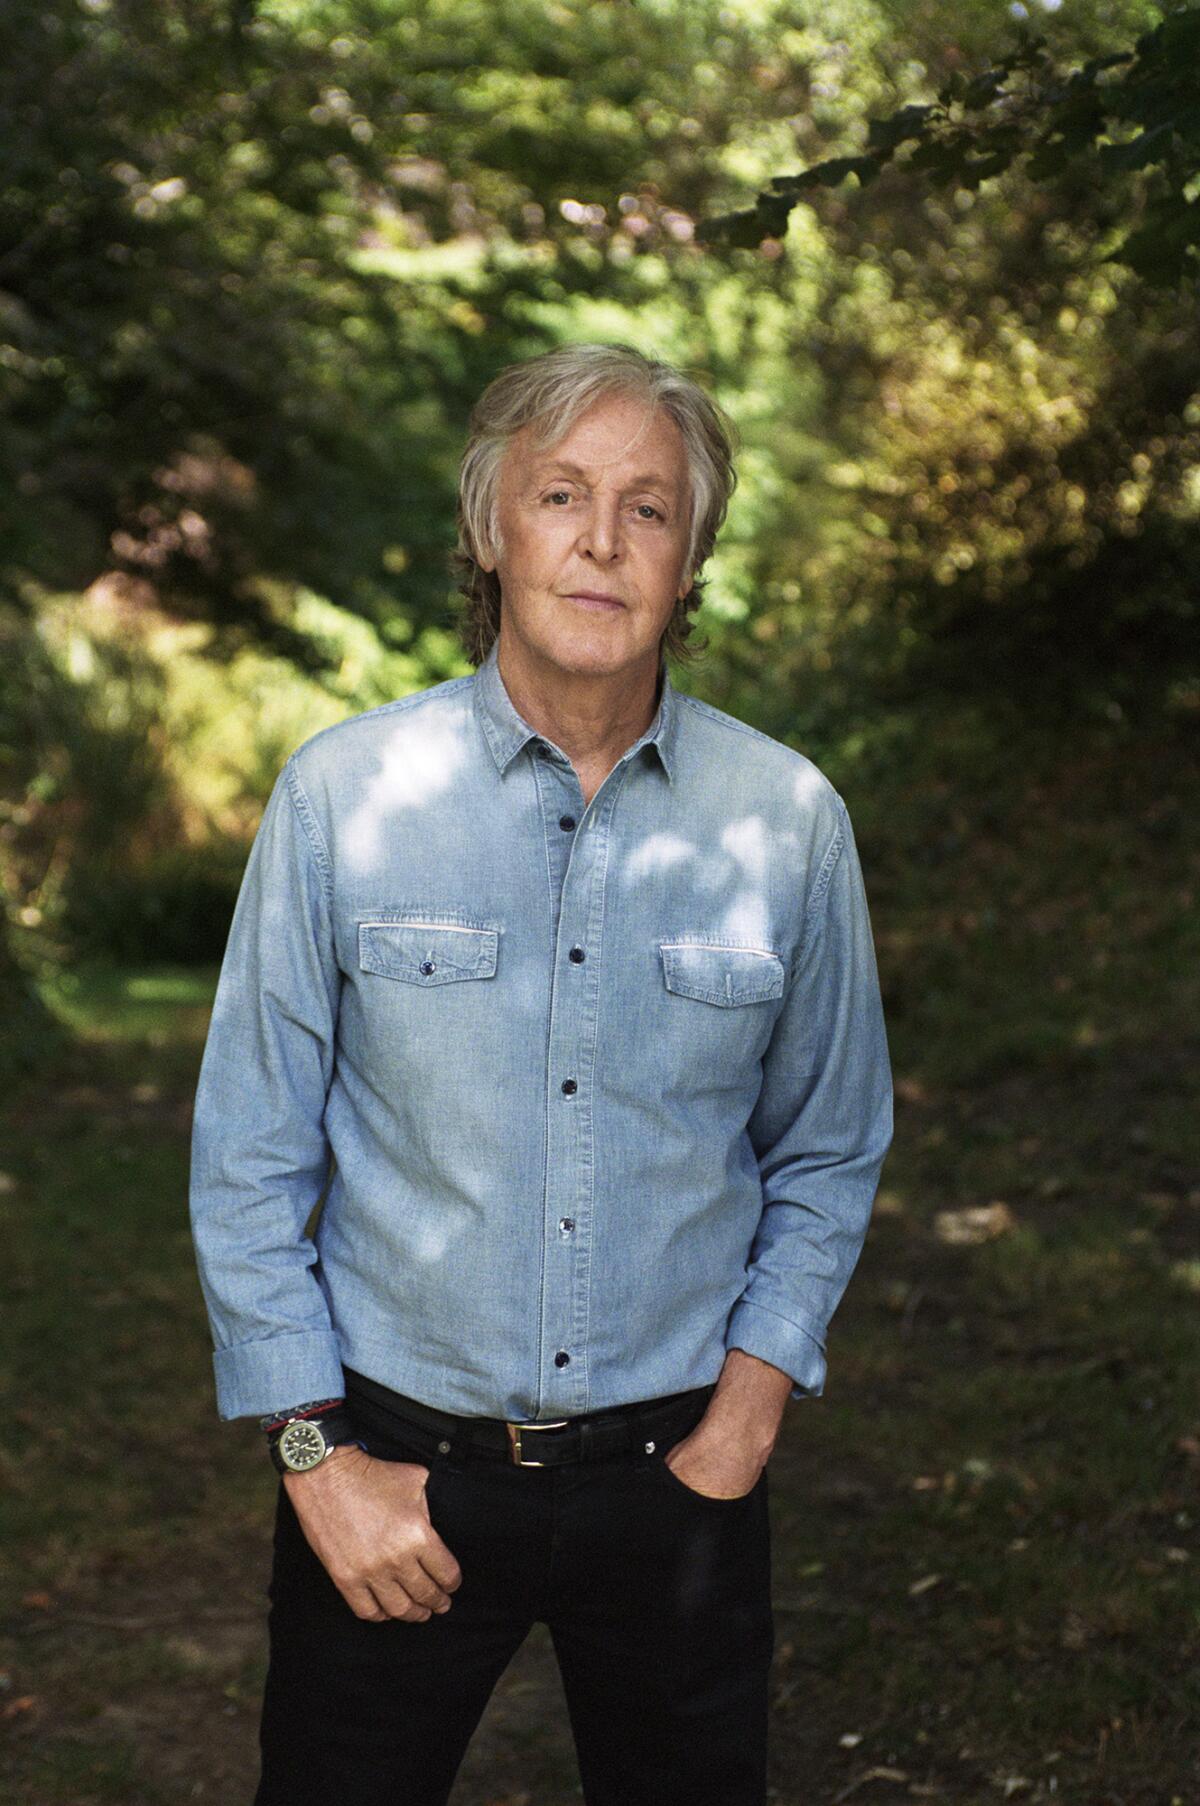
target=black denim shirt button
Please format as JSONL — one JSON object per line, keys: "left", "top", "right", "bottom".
{"left": 558, "top": 814, "right": 576, "bottom": 831}
{"left": 554, "top": 1351, "right": 570, "bottom": 1368}
{"left": 568, "top": 946, "right": 585, "bottom": 964}
{"left": 561, "top": 1077, "right": 578, "bottom": 1095}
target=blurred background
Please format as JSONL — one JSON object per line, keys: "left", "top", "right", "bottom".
{"left": 1, "top": 1, "right": 1197, "bottom": 1801}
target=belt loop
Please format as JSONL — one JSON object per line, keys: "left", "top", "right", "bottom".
{"left": 578, "top": 1418, "right": 594, "bottom": 1463}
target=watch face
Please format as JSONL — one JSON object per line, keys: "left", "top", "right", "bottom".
{"left": 278, "top": 1420, "right": 328, "bottom": 1472}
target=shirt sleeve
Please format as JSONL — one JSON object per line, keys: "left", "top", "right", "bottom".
{"left": 726, "top": 797, "right": 893, "bottom": 1399}
{"left": 188, "top": 755, "right": 348, "bottom": 1420}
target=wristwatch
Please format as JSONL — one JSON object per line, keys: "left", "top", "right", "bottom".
{"left": 267, "top": 1410, "right": 361, "bottom": 1475}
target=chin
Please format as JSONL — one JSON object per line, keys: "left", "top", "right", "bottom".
{"left": 539, "top": 630, "right": 635, "bottom": 676}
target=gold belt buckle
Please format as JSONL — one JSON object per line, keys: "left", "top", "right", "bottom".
{"left": 506, "top": 1419, "right": 570, "bottom": 1467}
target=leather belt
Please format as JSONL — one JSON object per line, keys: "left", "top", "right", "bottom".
{"left": 344, "top": 1368, "right": 716, "bottom": 1469}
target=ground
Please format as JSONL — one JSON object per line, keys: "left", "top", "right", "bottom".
{"left": 2, "top": 717, "right": 1197, "bottom": 1804}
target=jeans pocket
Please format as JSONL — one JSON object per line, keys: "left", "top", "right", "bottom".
{"left": 651, "top": 1449, "right": 760, "bottom": 1508}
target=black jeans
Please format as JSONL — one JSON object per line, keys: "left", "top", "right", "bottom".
{"left": 256, "top": 1381, "right": 774, "bottom": 1806}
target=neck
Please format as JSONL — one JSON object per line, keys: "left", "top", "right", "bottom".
{"left": 495, "top": 636, "right": 663, "bottom": 778}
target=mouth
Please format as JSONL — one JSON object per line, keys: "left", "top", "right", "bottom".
{"left": 564, "top": 591, "right": 625, "bottom": 612}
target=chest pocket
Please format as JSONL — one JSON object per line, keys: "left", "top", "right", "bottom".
{"left": 659, "top": 942, "right": 785, "bottom": 1007}
{"left": 358, "top": 920, "right": 499, "bottom": 986}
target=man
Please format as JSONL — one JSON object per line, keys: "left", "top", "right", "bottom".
{"left": 189, "top": 341, "right": 893, "bottom": 1806}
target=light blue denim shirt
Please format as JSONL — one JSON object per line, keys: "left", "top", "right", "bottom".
{"left": 189, "top": 640, "right": 893, "bottom": 1422}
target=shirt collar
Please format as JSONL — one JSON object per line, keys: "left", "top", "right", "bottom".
{"left": 472, "top": 638, "right": 677, "bottom": 785}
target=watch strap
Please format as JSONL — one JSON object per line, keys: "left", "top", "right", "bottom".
{"left": 260, "top": 1396, "right": 346, "bottom": 1435}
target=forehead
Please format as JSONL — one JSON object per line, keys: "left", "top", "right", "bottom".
{"left": 503, "top": 390, "right": 689, "bottom": 489}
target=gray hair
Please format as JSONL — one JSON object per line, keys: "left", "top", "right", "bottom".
{"left": 452, "top": 342, "right": 737, "bottom": 666}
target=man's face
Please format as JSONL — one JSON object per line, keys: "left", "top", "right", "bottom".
{"left": 485, "top": 389, "right": 694, "bottom": 688}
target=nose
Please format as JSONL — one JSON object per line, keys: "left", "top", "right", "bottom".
{"left": 577, "top": 494, "right": 622, "bottom": 563}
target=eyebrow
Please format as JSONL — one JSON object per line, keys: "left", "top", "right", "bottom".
{"left": 529, "top": 458, "right": 683, "bottom": 496}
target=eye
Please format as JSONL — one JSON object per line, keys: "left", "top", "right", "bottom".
{"left": 634, "top": 503, "right": 664, "bottom": 521}
{"left": 543, "top": 489, "right": 573, "bottom": 505}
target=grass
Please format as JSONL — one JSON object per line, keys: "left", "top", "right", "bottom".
{"left": 1, "top": 713, "right": 1197, "bottom": 1804}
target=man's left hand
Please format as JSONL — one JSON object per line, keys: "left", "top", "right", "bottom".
{"left": 663, "top": 1421, "right": 767, "bottom": 1499}
{"left": 663, "top": 1347, "right": 794, "bottom": 1499}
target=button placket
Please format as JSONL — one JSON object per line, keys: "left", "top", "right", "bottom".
{"left": 528, "top": 742, "right": 588, "bottom": 1410}
{"left": 536, "top": 754, "right": 633, "bottom": 1410}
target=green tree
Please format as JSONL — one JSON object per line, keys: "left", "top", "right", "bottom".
{"left": 701, "top": 9, "right": 1200, "bottom": 289}
{"left": 3, "top": 0, "right": 1194, "bottom": 1052}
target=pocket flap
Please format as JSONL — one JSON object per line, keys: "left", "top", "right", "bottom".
{"left": 358, "top": 920, "right": 499, "bottom": 985}
{"left": 660, "top": 942, "right": 785, "bottom": 1007}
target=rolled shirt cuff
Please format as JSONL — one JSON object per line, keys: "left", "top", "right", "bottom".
{"left": 213, "top": 1328, "right": 346, "bottom": 1422}
{"left": 725, "top": 1296, "right": 828, "bottom": 1399}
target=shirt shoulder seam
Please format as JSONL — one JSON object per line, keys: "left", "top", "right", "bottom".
{"left": 674, "top": 693, "right": 840, "bottom": 796}
{"left": 674, "top": 691, "right": 795, "bottom": 754}
{"left": 786, "top": 800, "right": 850, "bottom": 985}
{"left": 805, "top": 798, "right": 849, "bottom": 921}
{"left": 283, "top": 757, "right": 335, "bottom": 906}
{"left": 289, "top": 673, "right": 476, "bottom": 759}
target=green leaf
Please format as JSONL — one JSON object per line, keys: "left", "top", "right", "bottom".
{"left": 867, "top": 104, "right": 935, "bottom": 154}
{"left": 697, "top": 192, "right": 793, "bottom": 248}
{"left": 1026, "top": 136, "right": 1074, "bottom": 180}
{"left": 1135, "top": 10, "right": 1200, "bottom": 65}
{"left": 962, "top": 71, "right": 1005, "bottom": 112}
{"left": 1076, "top": 52, "right": 1133, "bottom": 83}
{"left": 957, "top": 150, "right": 1013, "bottom": 189}
{"left": 908, "top": 139, "right": 965, "bottom": 182}
{"left": 1114, "top": 196, "right": 1200, "bottom": 287}
{"left": 695, "top": 206, "right": 770, "bottom": 249}
{"left": 770, "top": 154, "right": 881, "bottom": 195}
{"left": 1000, "top": 32, "right": 1051, "bottom": 75}
{"left": 1099, "top": 122, "right": 1178, "bottom": 174}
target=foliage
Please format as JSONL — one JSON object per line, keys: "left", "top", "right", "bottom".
{"left": 0, "top": 591, "right": 175, "bottom": 952}
{"left": 2, "top": 12, "right": 1198, "bottom": 1786}
{"left": 0, "top": 0, "right": 838, "bottom": 994}
{"left": 696, "top": 226, "right": 1200, "bottom": 753}
{"left": 0, "top": 0, "right": 842, "bottom": 646}
{"left": 701, "top": 9, "right": 1200, "bottom": 289}
{"left": 2, "top": 0, "right": 1197, "bottom": 1005}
